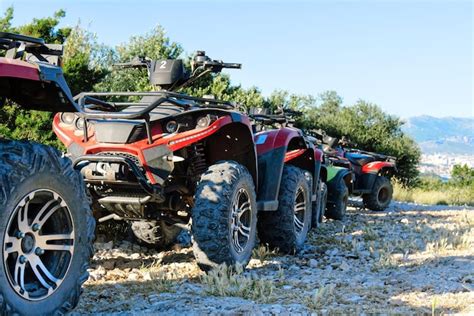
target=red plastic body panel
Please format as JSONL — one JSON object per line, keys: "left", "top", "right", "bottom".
{"left": 362, "top": 161, "right": 396, "bottom": 174}
{"left": 314, "top": 148, "right": 323, "bottom": 162}
{"left": 284, "top": 148, "right": 307, "bottom": 162}
{"left": 53, "top": 114, "right": 236, "bottom": 184}
{"left": 0, "top": 57, "right": 39, "bottom": 81}
{"left": 255, "top": 127, "right": 301, "bottom": 155}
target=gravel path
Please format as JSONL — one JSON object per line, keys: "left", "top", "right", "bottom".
{"left": 73, "top": 201, "right": 474, "bottom": 315}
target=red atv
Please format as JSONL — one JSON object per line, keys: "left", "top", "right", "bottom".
{"left": 53, "top": 52, "right": 322, "bottom": 269}
{"left": 0, "top": 33, "right": 94, "bottom": 315}
{"left": 316, "top": 131, "right": 397, "bottom": 211}
{"left": 249, "top": 108, "right": 326, "bottom": 232}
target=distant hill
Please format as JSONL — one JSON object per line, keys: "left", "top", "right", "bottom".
{"left": 402, "top": 115, "right": 474, "bottom": 155}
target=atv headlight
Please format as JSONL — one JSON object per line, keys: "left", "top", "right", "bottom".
{"left": 165, "top": 120, "right": 178, "bottom": 133}
{"left": 60, "top": 112, "right": 76, "bottom": 125}
{"left": 196, "top": 115, "right": 211, "bottom": 129}
{"left": 75, "top": 118, "right": 85, "bottom": 130}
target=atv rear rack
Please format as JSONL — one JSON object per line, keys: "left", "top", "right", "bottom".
{"left": 73, "top": 91, "right": 236, "bottom": 143}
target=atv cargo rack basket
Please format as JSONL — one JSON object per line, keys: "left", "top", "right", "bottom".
{"left": 73, "top": 91, "right": 236, "bottom": 144}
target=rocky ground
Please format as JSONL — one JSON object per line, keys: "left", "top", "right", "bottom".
{"left": 73, "top": 201, "right": 474, "bottom": 315}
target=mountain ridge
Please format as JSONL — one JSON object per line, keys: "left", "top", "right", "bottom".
{"left": 402, "top": 115, "right": 474, "bottom": 154}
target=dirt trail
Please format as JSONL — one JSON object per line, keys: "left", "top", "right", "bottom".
{"left": 74, "top": 202, "right": 474, "bottom": 315}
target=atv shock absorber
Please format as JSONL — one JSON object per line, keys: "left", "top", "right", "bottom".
{"left": 188, "top": 142, "right": 207, "bottom": 180}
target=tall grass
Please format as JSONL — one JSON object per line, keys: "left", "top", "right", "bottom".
{"left": 393, "top": 182, "right": 474, "bottom": 206}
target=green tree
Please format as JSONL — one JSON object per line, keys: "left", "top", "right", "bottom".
{"left": 95, "top": 26, "right": 183, "bottom": 93}
{"left": 62, "top": 24, "right": 108, "bottom": 95}
{"left": 0, "top": 6, "right": 13, "bottom": 31}
{"left": 450, "top": 164, "right": 474, "bottom": 187}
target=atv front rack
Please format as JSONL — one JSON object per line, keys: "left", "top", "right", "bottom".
{"left": 73, "top": 91, "right": 236, "bottom": 143}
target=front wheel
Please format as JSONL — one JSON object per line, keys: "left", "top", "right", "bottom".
{"left": 0, "top": 141, "right": 95, "bottom": 315}
{"left": 192, "top": 161, "right": 257, "bottom": 271}
{"left": 363, "top": 176, "right": 393, "bottom": 211}
{"left": 258, "top": 165, "right": 312, "bottom": 254}
{"left": 325, "top": 176, "right": 348, "bottom": 220}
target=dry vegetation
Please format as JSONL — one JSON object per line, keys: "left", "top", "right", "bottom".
{"left": 74, "top": 202, "right": 474, "bottom": 315}
{"left": 393, "top": 181, "right": 474, "bottom": 207}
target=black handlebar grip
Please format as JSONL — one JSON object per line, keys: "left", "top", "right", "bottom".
{"left": 223, "top": 63, "right": 242, "bottom": 69}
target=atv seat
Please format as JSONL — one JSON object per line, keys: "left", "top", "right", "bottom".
{"left": 345, "top": 152, "right": 375, "bottom": 166}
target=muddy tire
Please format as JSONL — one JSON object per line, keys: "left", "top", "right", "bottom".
{"left": 129, "top": 220, "right": 181, "bottom": 249}
{"left": 311, "top": 181, "right": 327, "bottom": 228}
{"left": 325, "top": 176, "right": 348, "bottom": 220}
{"left": 0, "top": 140, "right": 95, "bottom": 315}
{"left": 363, "top": 176, "right": 393, "bottom": 211}
{"left": 192, "top": 161, "right": 257, "bottom": 271}
{"left": 258, "top": 165, "right": 312, "bottom": 254}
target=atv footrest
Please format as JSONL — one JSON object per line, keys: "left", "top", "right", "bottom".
{"left": 98, "top": 196, "right": 151, "bottom": 205}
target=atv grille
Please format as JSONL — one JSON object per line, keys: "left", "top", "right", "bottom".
{"left": 100, "top": 151, "right": 142, "bottom": 167}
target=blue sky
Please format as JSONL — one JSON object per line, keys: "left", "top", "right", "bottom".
{"left": 2, "top": 0, "right": 472, "bottom": 118}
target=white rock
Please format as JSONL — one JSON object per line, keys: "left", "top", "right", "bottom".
{"left": 308, "top": 259, "right": 318, "bottom": 268}
{"left": 130, "top": 253, "right": 141, "bottom": 260}
{"left": 339, "top": 261, "right": 350, "bottom": 271}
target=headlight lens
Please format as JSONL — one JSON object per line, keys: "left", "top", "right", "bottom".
{"left": 196, "top": 115, "right": 211, "bottom": 129}
{"left": 60, "top": 112, "right": 76, "bottom": 125}
{"left": 165, "top": 120, "right": 178, "bottom": 133}
{"left": 75, "top": 118, "right": 85, "bottom": 130}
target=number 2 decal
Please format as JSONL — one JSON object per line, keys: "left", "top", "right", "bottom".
{"left": 160, "top": 60, "right": 167, "bottom": 69}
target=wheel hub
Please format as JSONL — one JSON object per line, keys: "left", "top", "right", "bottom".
{"left": 20, "top": 233, "right": 35, "bottom": 254}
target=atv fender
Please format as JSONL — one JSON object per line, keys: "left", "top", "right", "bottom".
{"left": 326, "top": 166, "right": 352, "bottom": 204}
{"left": 204, "top": 120, "right": 258, "bottom": 187}
{"left": 0, "top": 57, "right": 76, "bottom": 112}
{"left": 362, "top": 161, "right": 396, "bottom": 174}
{"left": 356, "top": 161, "right": 396, "bottom": 192}
{"left": 255, "top": 127, "right": 321, "bottom": 210}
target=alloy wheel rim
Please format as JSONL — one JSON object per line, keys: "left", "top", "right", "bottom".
{"left": 230, "top": 188, "right": 252, "bottom": 254}
{"left": 294, "top": 186, "right": 306, "bottom": 237}
{"left": 3, "top": 189, "right": 75, "bottom": 301}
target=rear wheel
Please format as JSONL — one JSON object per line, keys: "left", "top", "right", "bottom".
{"left": 0, "top": 140, "right": 94, "bottom": 315}
{"left": 258, "top": 165, "right": 312, "bottom": 254}
{"left": 363, "top": 176, "right": 393, "bottom": 211}
{"left": 192, "top": 161, "right": 257, "bottom": 271}
{"left": 325, "top": 176, "right": 348, "bottom": 220}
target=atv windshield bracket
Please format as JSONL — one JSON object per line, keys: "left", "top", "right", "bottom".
{"left": 144, "top": 115, "right": 153, "bottom": 144}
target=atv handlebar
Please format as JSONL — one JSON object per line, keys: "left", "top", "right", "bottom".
{"left": 113, "top": 57, "right": 149, "bottom": 69}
